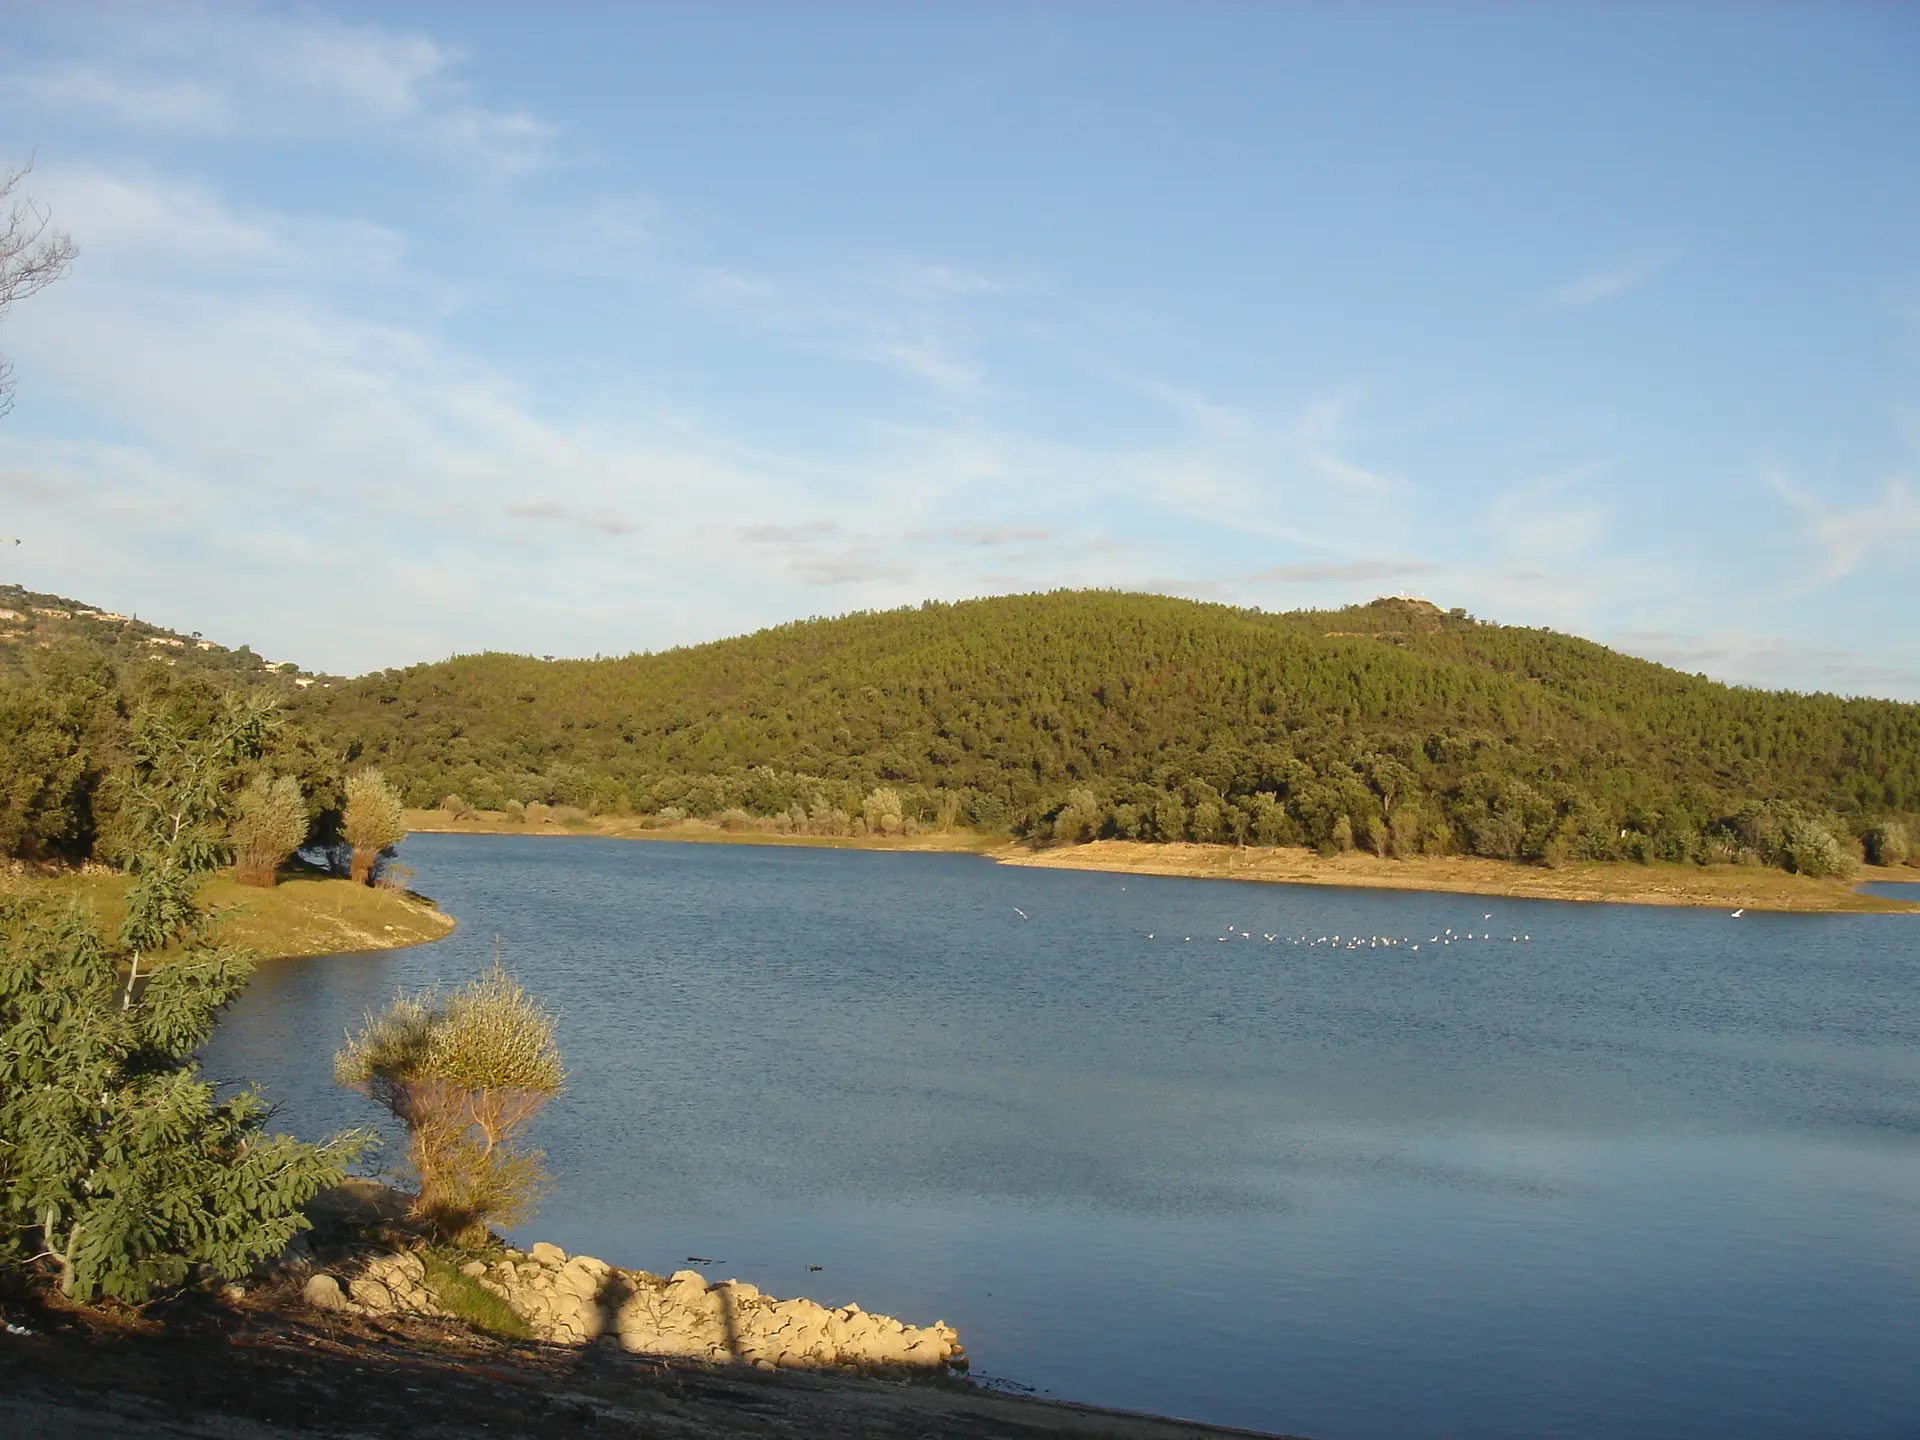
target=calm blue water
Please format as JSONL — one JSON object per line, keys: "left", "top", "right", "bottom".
{"left": 202, "top": 835, "right": 1920, "bottom": 1439}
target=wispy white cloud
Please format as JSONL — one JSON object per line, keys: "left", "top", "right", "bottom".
{"left": 686, "top": 260, "right": 992, "bottom": 398}
{"left": 6, "top": 11, "right": 555, "bottom": 176}
{"left": 505, "top": 499, "right": 642, "bottom": 536}
{"left": 1485, "top": 463, "right": 1612, "bottom": 560}
{"left": 1616, "top": 629, "right": 1920, "bottom": 698}
{"left": 1542, "top": 251, "right": 1675, "bottom": 311}
{"left": 1768, "top": 466, "right": 1920, "bottom": 583}
{"left": 1250, "top": 560, "right": 1436, "bottom": 584}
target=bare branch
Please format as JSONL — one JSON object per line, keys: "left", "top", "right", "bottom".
{"left": 0, "top": 157, "right": 79, "bottom": 418}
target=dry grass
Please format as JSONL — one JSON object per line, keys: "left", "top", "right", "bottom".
{"left": 0, "top": 868, "right": 455, "bottom": 961}
{"left": 994, "top": 840, "right": 1920, "bottom": 914}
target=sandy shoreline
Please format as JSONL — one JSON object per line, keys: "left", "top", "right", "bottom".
{"left": 995, "top": 840, "right": 1920, "bottom": 914}
{"left": 401, "top": 813, "right": 1917, "bottom": 914}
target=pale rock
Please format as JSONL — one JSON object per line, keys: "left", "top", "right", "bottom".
{"left": 667, "top": 1268, "right": 706, "bottom": 1288}
{"left": 348, "top": 1277, "right": 396, "bottom": 1312}
{"left": 302, "top": 1274, "right": 351, "bottom": 1311}
{"left": 555, "top": 1266, "right": 602, "bottom": 1301}
{"left": 719, "top": 1279, "right": 759, "bottom": 1300}
{"left": 528, "top": 1241, "right": 567, "bottom": 1267}
{"left": 460, "top": 1260, "right": 487, "bottom": 1278}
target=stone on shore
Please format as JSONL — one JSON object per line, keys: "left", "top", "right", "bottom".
{"left": 297, "top": 1238, "right": 962, "bottom": 1373}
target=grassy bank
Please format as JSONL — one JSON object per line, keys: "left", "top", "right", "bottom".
{"left": 995, "top": 839, "right": 1920, "bottom": 914}
{"left": 1, "top": 868, "right": 455, "bottom": 960}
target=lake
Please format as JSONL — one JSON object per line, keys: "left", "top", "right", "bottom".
{"left": 201, "top": 834, "right": 1920, "bottom": 1439}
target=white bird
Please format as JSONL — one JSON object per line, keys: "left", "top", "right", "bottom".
{"left": 1013, "top": 907, "right": 1028, "bottom": 920}
{"left": 1484, "top": 914, "right": 1492, "bottom": 920}
{"left": 1730, "top": 909, "right": 1744, "bottom": 918}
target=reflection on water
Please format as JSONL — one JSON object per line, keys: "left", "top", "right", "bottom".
{"left": 203, "top": 835, "right": 1920, "bottom": 1440}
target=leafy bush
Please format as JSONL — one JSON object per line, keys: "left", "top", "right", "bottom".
{"left": 343, "top": 768, "right": 406, "bottom": 885}
{"left": 336, "top": 964, "right": 564, "bottom": 1245}
{"left": 230, "top": 773, "right": 308, "bottom": 886}
{"left": 1781, "top": 817, "right": 1856, "bottom": 878}
{"left": 1863, "top": 821, "right": 1911, "bottom": 868}
{"left": 862, "top": 786, "right": 903, "bottom": 837}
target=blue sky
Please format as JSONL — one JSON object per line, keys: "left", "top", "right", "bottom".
{"left": 1, "top": 4, "right": 1916, "bottom": 693}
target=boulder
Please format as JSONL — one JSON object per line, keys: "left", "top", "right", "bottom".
{"left": 528, "top": 1241, "right": 567, "bottom": 1267}
{"left": 348, "top": 1277, "right": 396, "bottom": 1313}
{"left": 302, "top": 1274, "right": 351, "bottom": 1312}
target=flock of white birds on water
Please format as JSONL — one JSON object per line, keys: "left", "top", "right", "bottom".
{"left": 1009, "top": 900, "right": 1543, "bottom": 950}
{"left": 1133, "top": 915, "right": 1531, "bottom": 951}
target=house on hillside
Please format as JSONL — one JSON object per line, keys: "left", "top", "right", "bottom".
{"left": 145, "top": 635, "right": 185, "bottom": 648}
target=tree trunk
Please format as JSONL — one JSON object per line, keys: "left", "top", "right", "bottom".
{"left": 351, "top": 846, "right": 376, "bottom": 885}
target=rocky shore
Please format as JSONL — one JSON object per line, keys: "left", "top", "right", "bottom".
{"left": 301, "top": 1240, "right": 964, "bottom": 1373}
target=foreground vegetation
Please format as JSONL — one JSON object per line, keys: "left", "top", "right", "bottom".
{"left": 0, "top": 697, "right": 365, "bottom": 1302}
{"left": 298, "top": 592, "right": 1919, "bottom": 880}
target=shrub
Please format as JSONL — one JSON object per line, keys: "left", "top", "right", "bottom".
{"left": 335, "top": 964, "right": 564, "bottom": 1246}
{"left": 968, "top": 792, "right": 1009, "bottom": 833}
{"left": 1781, "top": 817, "right": 1856, "bottom": 878}
{"left": 1052, "top": 788, "right": 1102, "bottom": 844}
{"left": 502, "top": 799, "right": 526, "bottom": 823}
{"left": 1863, "top": 821, "right": 1911, "bottom": 868}
{"left": 230, "top": 773, "right": 308, "bottom": 886}
{"left": 344, "top": 769, "right": 407, "bottom": 885}
{"left": 862, "top": 787, "right": 904, "bottom": 837}
{"left": 439, "top": 794, "right": 471, "bottom": 820}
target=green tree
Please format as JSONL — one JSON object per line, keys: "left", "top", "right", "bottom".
{"left": 335, "top": 964, "right": 564, "bottom": 1245}
{"left": 0, "top": 695, "right": 362, "bottom": 1302}
{"left": 1863, "top": 821, "right": 1911, "bottom": 868}
{"left": 343, "top": 768, "right": 407, "bottom": 884}
{"left": 862, "top": 785, "right": 904, "bottom": 838}
{"left": 229, "top": 773, "right": 308, "bottom": 887}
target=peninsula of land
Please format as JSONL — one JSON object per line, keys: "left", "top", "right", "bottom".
{"left": 1, "top": 868, "right": 453, "bottom": 961}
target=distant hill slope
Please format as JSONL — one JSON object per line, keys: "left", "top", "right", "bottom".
{"left": 295, "top": 592, "right": 1920, "bottom": 869}
{"left": 0, "top": 583, "right": 318, "bottom": 688}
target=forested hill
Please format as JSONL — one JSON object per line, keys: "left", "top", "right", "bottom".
{"left": 294, "top": 592, "right": 1919, "bottom": 871}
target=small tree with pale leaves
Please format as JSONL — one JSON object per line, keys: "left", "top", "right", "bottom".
{"left": 343, "top": 768, "right": 407, "bottom": 884}
{"left": 230, "top": 773, "right": 308, "bottom": 887}
{"left": 336, "top": 963, "right": 564, "bottom": 1245}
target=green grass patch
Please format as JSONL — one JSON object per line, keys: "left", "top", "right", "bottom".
{"left": 422, "top": 1252, "right": 532, "bottom": 1339}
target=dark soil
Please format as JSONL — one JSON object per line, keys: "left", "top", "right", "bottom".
{"left": 0, "top": 1279, "right": 1297, "bottom": 1439}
